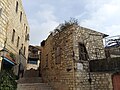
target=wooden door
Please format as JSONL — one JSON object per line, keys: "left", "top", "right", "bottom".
{"left": 113, "top": 74, "right": 120, "bottom": 90}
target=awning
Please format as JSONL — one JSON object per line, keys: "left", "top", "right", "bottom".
{"left": 0, "top": 48, "right": 16, "bottom": 66}
{"left": 3, "top": 57, "right": 16, "bottom": 65}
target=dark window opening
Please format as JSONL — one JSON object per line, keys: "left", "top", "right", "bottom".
{"left": 21, "top": 44, "right": 23, "bottom": 49}
{"left": 26, "top": 26, "right": 27, "bottom": 33}
{"left": 16, "top": 1, "right": 18, "bottom": 13}
{"left": 79, "top": 43, "right": 88, "bottom": 61}
{"left": 23, "top": 46, "right": 26, "bottom": 55}
{"left": 12, "top": 29, "right": 15, "bottom": 43}
{"left": 17, "top": 36, "right": 20, "bottom": 47}
{"left": 20, "top": 12, "right": 22, "bottom": 22}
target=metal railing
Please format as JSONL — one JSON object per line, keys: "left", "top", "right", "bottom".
{"left": 90, "top": 47, "right": 120, "bottom": 72}
{"left": 28, "top": 53, "right": 39, "bottom": 59}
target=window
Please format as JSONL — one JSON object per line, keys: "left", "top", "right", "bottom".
{"left": 26, "top": 26, "right": 27, "bottom": 33}
{"left": 16, "top": 1, "right": 18, "bottom": 13}
{"left": 21, "top": 44, "right": 23, "bottom": 49}
{"left": 17, "top": 36, "right": 20, "bottom": 47}
{"left": 55, "top": 47, "right": 61, "bottom": 64}
{"left": 28, "top": 60, "right": 37, "bottom": 64}
{"left": 23, "top": 46, "right": 26, "bottom": 55}
{"left": 0, "top": 8, "right": 2, "bottom": 16}
{"left": 25, "top": 26, "right": 27, "bottom": 41}
{"left": 25, "top": 26, "right": 29, "bottom": 41}
{"left": 12, "top": 29, "right": 15, "bottom": 43}
{"left": 25, "top": 34, "right": 29, "bottom": 41}
{"left": 20, "top": 12, "right": 22, "bottom": 22}
{"left": 79, "top": 43, "right": 88, "bottom": 61}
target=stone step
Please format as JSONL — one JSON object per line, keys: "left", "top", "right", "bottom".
{"left": 17, "top": 83, "right": 53, "bottom": 90}
{"left": 18, "top": 77, "right": 42, "bottom": 84}
{"left": 24, "top": 69, "right": 39, "bottom": 77}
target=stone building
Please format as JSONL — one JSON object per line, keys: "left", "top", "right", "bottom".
{"left": 27, "top": 45, "right": 41, "bottom": 70}
{"left": 40, "top": 22, "right": 118, "bottom": 90}
{"left": 0, "top": 0, "right": 30, "bottom": 76}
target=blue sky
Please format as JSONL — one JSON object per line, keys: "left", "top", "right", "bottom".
{"left": 22, "top": 0, "right": 120, "bottom": 45}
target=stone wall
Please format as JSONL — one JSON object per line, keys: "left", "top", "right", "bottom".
{"left": 41, "top": 25, "right": 76, "bottom": 90}
{"left": 73, "top": 26, "right": 113, "bottom": 90}
{"left": 75, "top": 71, "right": 113, "bottom": 90}
{"left": 41, "top": 24, "right": 113, "bottom": 90}
{"left": 0, "top": 0, "right": 10, "bottom": 50}
{"left": 0, "top": 0, "right": 30, "bottom": 75}
{"left": 73, "top": 27, "right": 105, "bottom": 61}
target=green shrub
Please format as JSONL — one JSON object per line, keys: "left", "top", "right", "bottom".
{"left": 0, "top": 70, "right": 17, "bottom": 90}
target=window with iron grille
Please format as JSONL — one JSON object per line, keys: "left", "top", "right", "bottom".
{"left": 79, "top": 43, "right": 88, "bottom": 61}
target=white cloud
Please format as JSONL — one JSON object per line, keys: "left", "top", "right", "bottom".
{"left": 80, "top": 0, "right": 120, "bottom": 36}
{"left": 105, "top": 25, "right": 120, "bottom": 36}
{"left": 36, "top": 10, "right": 56, "bottom": 22}
{"left": 29, "top": 19, "right": 59, "bottom": 45}
{"left": 29, "top": 5, "right": 59, "bottom": 45}
{"left": 23, "top": 0, "right": 120, "bottom": 45}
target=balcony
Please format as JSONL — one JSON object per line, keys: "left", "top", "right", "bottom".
{"left": 28, "top": 53, "right": 39, "bottom": 59}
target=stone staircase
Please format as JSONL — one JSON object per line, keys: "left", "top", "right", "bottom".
{"left": 17, "top": 83, "right": 53, "bottom": 90}
{"left": 23, "top": 69, "right": 39, "bottom": 78}
{"left": 17, "top": 69, "right": 53, "bottom": 90}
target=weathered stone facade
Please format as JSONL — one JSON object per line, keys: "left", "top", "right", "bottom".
{"left": 73, "top": 26, "right": 112, "bottom": 90}
{"left": 0, "top": 0, "right": 29, "bottom": 75}
{"left": 41, "top": 24, "right": 113, "bottom": 90}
